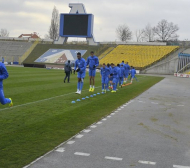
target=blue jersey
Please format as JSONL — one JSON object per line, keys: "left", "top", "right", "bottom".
{"left": 0, "top": 62, "right": 9, "bottom": 88}
{"left": 86, "top": 56, "right": 99, "bottom": 70}
{"left": 130, "top": 69, "right": 136, "bottom": 76}
{"left": 111, "top": 66, "right": 118, "bottom": 78}
{"left": 124, "top": 64, "right": 130, "bottom": 73}
{"left": 116, "top": 66, "right": 120, "bottom": 78}
{"left": 120, "top": 62, "right": 125, "bottom": 66}
{"left": 74, "top": 58, "right": 86, "bottom": 72}
{"left": 100, "top": 67, "right": 110, "bottom": 77}
{"left": 119, "top": 67, "right": 125, "bottom": 77}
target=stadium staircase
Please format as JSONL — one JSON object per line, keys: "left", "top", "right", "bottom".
{"left": 19, "top": 40, "right": 39, "bottom": 64}
{"left": 98, "top": 47, "right": 115, "bottom": 60}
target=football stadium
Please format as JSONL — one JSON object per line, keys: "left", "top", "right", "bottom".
{"left": 0, "top": 2, "right": 190, "bottom": 168}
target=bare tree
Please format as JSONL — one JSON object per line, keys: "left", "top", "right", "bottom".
{"left": 116, "top": 24, "right": 132, "bottom": 42}
{"left": 0, "top": 29, "right": 9, "bottom": 37}
{"left": 153, "top": 19, "right": 179, "bottom": 41}
{"left": 135, "top": 29, "right": 144, "bottom": 42}
{"left": 48, "top": 6, "right": 59, "bottom": 41}
{"left": 44, "top": 34, "right": 50, "bottom": 39}
{"left": 142, "top": 24, "right": 155, "bottom": 42}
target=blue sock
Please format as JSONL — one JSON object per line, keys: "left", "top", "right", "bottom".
{"left": 106, "top": 83, "right": 109, "bottom": 90}
{"left": 77, "top": 82, "right": 80, "bottom": 90}
{"left": 102, "top": 83, "right": 104, "bottom": 90}
{"left": 80, "top": 82, "right": 84, "bottom": 91}
{"left": 113, "top": 84, "right": 116, "bottom": 91}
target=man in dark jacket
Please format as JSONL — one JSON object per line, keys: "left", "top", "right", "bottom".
{"left": 64, "top": 60, "right": 72, "bottom": 83}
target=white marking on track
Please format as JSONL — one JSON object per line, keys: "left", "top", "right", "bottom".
{"left": 97, "top": 122, "right": 102, "bottom": 124}
{"left": 105, "top": 156, "right": 123, "bottom": 161}
{"left": 111, "top": 113, "right": 115, "bottom": 115}
{"left": 83, "top": 129, "right": 91, "bottom": 133}
{"left": 107, "top": 116, "right": 111, "bottom": 118}
{"left": 102, "top": 118, "right": 107, "bottom": 121}
{"left": 90, "top": 125, "right": 97, "bottom": 128}
{"left": 74, "top": 152, "right": 90, "bottom": 156}
{"left": 151, "top": 102, "right": 158, "bottom": 104}
{"left": 121, "top": 107, "right": 124, "bottom": 108}
{"left": 138, "top": 160, "right": 156, "bottom": 165}
{"left": 115, "top": 111, "right": 118, "bottom": 112}
{"left": 75, "top": 134, "right": 83, "bottom": 138}
{"left": 118, "top": 109, "right": 122, "bottom": 111}
{"left": 173, "top": 165, "right": 190, "bottom": 168}
{"left": 55, "top": 148, "right": 65, "bottom": 152}
{"left": 67, "top": 141, "right": 75, "bottom": 145}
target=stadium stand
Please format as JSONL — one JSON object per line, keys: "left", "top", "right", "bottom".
{"left": 23, "top": 44, "right": 109, "bottom": 66}
{"left": 99, "top": 45, "right": 179, "bottom": 69}
{"left": 0, "top": 41, "right": 32, "bottom": 63}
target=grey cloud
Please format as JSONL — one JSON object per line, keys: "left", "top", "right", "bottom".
{"left": 0, "top": 0, "right": 190, "bottom": 41}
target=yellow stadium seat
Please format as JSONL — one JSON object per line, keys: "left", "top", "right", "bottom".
{"left": 99, "top": 45, "right": 179, "bottom": 68}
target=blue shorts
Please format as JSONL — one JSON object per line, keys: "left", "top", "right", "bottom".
{"left": 77, "top": 71, "right": 86, "bottom": 79}
{"left": 109, "top": 76, "right": 113, "bottom": 81}
{"left": 89, "top": 69, "right": 96, "bottom": 77}
{"left": 131, "top": 75, "right": 135, "bottom": 79}
{"left": 101, "top": 76, "right": 109, "bottom": 84}
{"left": 124, "top": 73, "right": 129, "bottom": 78}
{"left": 112, "top": 77, "right": 117, "bottom": 84}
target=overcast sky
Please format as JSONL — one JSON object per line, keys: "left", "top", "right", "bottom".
{"left": 0, "top": 0, "right": 190, "bottom": 42}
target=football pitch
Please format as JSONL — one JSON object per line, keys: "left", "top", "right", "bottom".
{"left": 0, "top": 66, "right": 164, "bottom": 168}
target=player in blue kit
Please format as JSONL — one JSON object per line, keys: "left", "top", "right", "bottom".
{"left": 120, "top": 60, "right": 125, "bottom": 66}
{"left": 124, "top": 62, "right": 130, "bottom": 83}
{"left": 107, "top": 63, "right": 112, "bottom": 91}
{"left": 74, "top": 52, "right": 86, "bottom": 95}
{"left": 119, "top": 64, "right": 125, "bottom": 87}
{"left": 86, "top": 51, "right": 99, "bottom": 92}
{"left": 100, "top": 63, "right": 110, "bottom": 93}
{"left": 116, "top": 64, "right": 121, "bottom": 89}
{"left": 0, "top": 62, "right": 13, "bottom": 107}
{"left": 130, "top": 66, "right": 138, "bottom": 83}
{"left": 110, "top": 63, "right": 118, "bottom": 93}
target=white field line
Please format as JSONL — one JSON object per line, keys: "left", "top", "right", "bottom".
{"left": 2, "top": 76, "right": 146, "bottom": 112}
{"left": 0, "top": 86, "right": 102, "bottom": 112}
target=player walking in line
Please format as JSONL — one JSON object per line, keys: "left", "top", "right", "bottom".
{"left": 0, "top": 62, "right": 13, "bottom": 106}
{"left": 120, "top": 60, "right": 125, "bottom": 66}
{"left": 100, "top": 63, "right": 110, "bottom": 93}
{"left": 130, "top": 66, "right": 138, "bottom": 83}
{"left": 107, "top": 63, "right": 112, "bottom": 91}
{"left": 110, "top": 63, "right": 118, "bottom": 93}
{"left": 86, "top": 51, "right": 99, "bottom": 92}
{"left": 64, "top": 60, "right": 72, "bottom": 83}
{"left": 124, "top": 62, "right": 130, "bottom": 83}
{"left": 119, "top": 64, "right": 125, "bottom": 87}
{"left": 74, "top": 52, "right": 86, "bottom": 95}
{"left": 116, "top": 64, "right": 121, "bottom": 89}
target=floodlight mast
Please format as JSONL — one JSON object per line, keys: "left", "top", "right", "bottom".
{"left": 54, "top": 3, "right": 98, "bottom": 45}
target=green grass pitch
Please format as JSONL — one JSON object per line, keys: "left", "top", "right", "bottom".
{"left": 0, "top": 66, "right": 164, "bottom": 168}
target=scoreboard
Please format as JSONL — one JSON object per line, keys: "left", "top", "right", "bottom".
{"left": 59, "top": 14, "right": 94, "bottom": 38}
